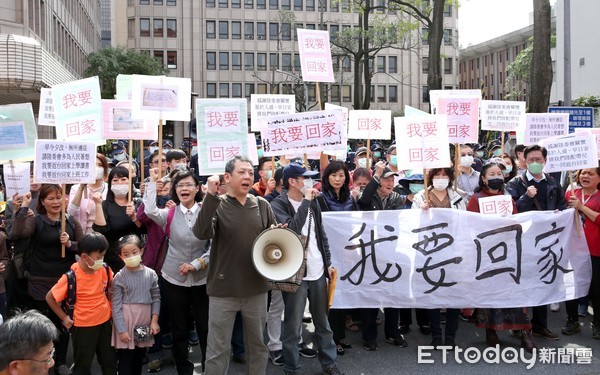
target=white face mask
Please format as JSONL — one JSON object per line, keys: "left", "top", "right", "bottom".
{"left": 357, "top": 158, "right": 367, "bottom": 168}
{"left": 149, "top": 146, "right": 158, "bottom": 154}
{"left": 114, "top": 152, "right": 126, "bottom": 161}
{"left": 124, "top": 254, "right": 142, "bottom": 268}
{"left": 432, "top": 178, "right": 449, "bottom": 191}
{"left": 95, "top": 167, "right": 105, "bottom": 180}
{"left": 460, "top": 155, "right": 474, "bottom": 167}
{"left": 111, "top": 184, "right": 129, "bottom": 197}
{"left": 300, "top": 178, "right": 314, "bottom": 194}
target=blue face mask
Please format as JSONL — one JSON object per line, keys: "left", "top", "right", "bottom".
{"left": 389, "top": 155, "right": 398, "bottom": 166}
{"left": 373, "top": 151, "right": 382, "bottom": 158}
{"left": 257, "top": 149, "right": 264, "bottom": 158}
{"left": 409, "top": 183, "right": 424, "bottom": 194}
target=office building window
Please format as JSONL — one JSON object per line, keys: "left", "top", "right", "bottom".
{"left": 421, "top": 28, "right": 428, "bottom": 45}
{"left": 258, "top": 84, "right": 268, "bottom": 94}
{"left": 244, "top": 0, "right": 253, "bottom": 8}
{"left": 331, "top": 85, "right": 340, "bottom": 102}
{"left": 281, "top": 23, "right": 291, "bottom": 40}
{"left": 270, "top": 0, "right": 278, "bottom": 9}
{"left": 206, "top": 21, "right": 216, "bottom": 39}
{"left": 154, "top": 0, "right": 163, "bottom": 4}
{"left": 377, "top": 56, "right": 385, "bottom": 73}
{"left": 329, "top": 25, "right": 339, "bottom": 41}
{"left": 232, "top": 83, "right": 242, "bottom": 98}
{"left": 244, "top": 22, "right": 254, "bottom": 39}
{"left": 219, "top": 52, "right": 229, "bottom": 70}
{"left": 389, "top": 85, "right": 398, "bottom": 102}
{"left": 154, "top": 19, "right": 163, "bottom": 37}
{"left": 245, "top": 83, "right": 255, "bottom": 99}
{"left": 232, "top": 0, "right": 240, "bottom": 7}
{"left": 219, "top": 0, "right": 228, "bottom": 7}
{"left": 207, "top": 83, "right": 217, "bottom": 98}
{"left": 128, "top": 19, "right": 135, "bottom": 38}
{"left": 154, "top": 50, "right": 164, "bottom": 64}
{"left": 207, "top": 0, "right": 215, "bottom": 6}
{"left": 167, "top": 51, "right": 177, "bottom": 68}
{"left": 294, "top": 0, "right": 302, "bottom": 10}
{"left": 389, "top": 56, "right": 397, "bottom": 73}
{"left": 377, "top": 85, "right": 386, "bottom": 102}
{"left": 167, "top": 0, "right": 176, "bottom": 5}
{"left": 257, "top": 22, "right": 266, "bottom": 39}
{"left": 282, "top": 53, "right": 292, "bottom": 71}
{"left": 306, "top": 0, "right": 315, "bottom": 10}
{"left": 140, "top": 18, "right": 150, "bottom": 37}
{"left": 281, "top": 0, "right": 290, "bottom": 9}
{"left": 257, "top": 53, "right": 267, "bottom": 70}
{"left": 167, "top": 19, "right": 176, "bottom": 37}
{"left": 257, "top": 0, "right": 266, "bottom": 8}
{"left": 443, "top": 4, "right": 451, "bottom": 16}
{"left": 294, "top": 53, "right": 300, "bottom": 71}
{"left": 444, "top": 58, "right": 452, "bottom": 74}
{"left": 219, "top": 21, "right": 228, "bottom": 39}
{"left": 141, "top": 0, "right": 150, "bottom": 4}
{"left": 422, "top": 86, "right": 429, "bottom": 102}
{"left": 269, "top": 23, "right": 279, "bottom": 40}
{"left": 232, "top": 22, "right": 241, "bottom": 39}
{"left": 443, "top": 29, "right": 451, "bottom": 46}
{"left": 206, "top": 52, "right": 216, "bottom": 70}
{"left": 330, "top": 0, "right": 338, "bottom": 11}
{"left": 245, "top": 53, "right": 254, "bottom": 70}
{"left": 220, "top": 83, "right": 229, "bottom": 97}
{"left": 342, "top": 56, "right": 351, "bottom": 72}
{"left": 232, "top": 52, "right": 242, "bottom": 70}
{"left": 270, "top": 53, "right": 278, "bottom": 70}
{"left": 342, "top": 85, "right": 351, "bottom": 102}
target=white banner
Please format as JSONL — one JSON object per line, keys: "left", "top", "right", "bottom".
{"left": 323, "top": 209, "right": 591, "bottom": 309}
{"left": 540, "top": 132, "right": 598, "bottom": 173}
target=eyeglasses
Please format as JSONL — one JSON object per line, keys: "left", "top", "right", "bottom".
{"left": 152, "top": 159, "right": 167, "bottom": 164}
{"left": 175, "top": 183, "right": 196, "bottom": 189}
{"left": 16, "top": 348, "right": 55, "bottom": 366}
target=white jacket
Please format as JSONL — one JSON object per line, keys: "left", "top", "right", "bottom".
{"left": 411, "top": 187, "right": 467, "bottom": 210}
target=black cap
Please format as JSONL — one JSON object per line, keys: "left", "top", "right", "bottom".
{"left": 282, "top": 163, "right": 319, "bottom": 182}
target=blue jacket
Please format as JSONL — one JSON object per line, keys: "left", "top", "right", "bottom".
{"left": 506, "top": 172, "right": 567, "bottom": 212}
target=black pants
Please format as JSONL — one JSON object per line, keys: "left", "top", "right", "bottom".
{"left": 162, "top": 280, "right": 209, "bottom": 374}
{"left": 117, "top": 347, "right": 146, "bottom": 375}
{"left": 71, "top": 320, "right": 117, "bottom": 375}
{"left": 328, "top": 308, "right": 347, "bottom": 344}
{"left": 566, "top": 255, "right": 600, "bottom": 324}
{"left": 29, "top": 299, "right": 70, "bottom": 367}
{"left": 399, "top": 308, "right": 429, "bottom": 328}
{"left": 361, "top": 308, "right": 399, "bottom": 342}
{"left": 531, "top": 305, "right": 548, "bottom": 332}
{"left": 429, "top": 309, "right": 459, "bottom": 339}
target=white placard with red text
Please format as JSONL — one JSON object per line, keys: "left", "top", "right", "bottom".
{"left": 481, "top": 100, "right": 526, "bottom": 131}
{"left": 259, "top": 110, "right": 345, "bottom": 157}
{"left": 540, "top": 132, "right": 598, "bottom": 173}
{"left": 394, "top": 115, "right": 451, "bottom": 170}
{"left": 524, "top": 113, "right": 570, "bottom": 145}
{"left": 250, "top": 94, "right": 296, "bottom": 132}
{"left": 436, "top": 97, "right": 480, "bottom": 143}
{"left": 430, "top": 89, "right": 481, "bottom": 116}
{"left": 478, "top": 195, "right": 514, "bottom": 216}
{"left": 131, "top": 75, "right": 192, "bottom": 121}
{"left": 52, "top": 77, "right": 104, "bottom": 143}
{"left": 33, "top": 140, "right": 96, "bottom": 184}
{"left": 38, "top": 88, "right": 55, "bottom": 126}
{"left": 296, "top": 29, "right": 335, "bottom": 82}
{"left": 324, "top": 103, "right": 349, "bottom": 158}
{"left": 347, "top": 110, "right": 392, "bottom": 140}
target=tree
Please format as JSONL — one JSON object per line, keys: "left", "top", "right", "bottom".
{"left": 529, "top": 0, "right": 553, "bottom": 113}
{"left": 84, "top": 47, "right": 169, "bottom": 99}
{"left": 330, "top": 0, "right": 418, "bottom": 109}
{"left": 389, "top": 0, "right": 447, "bottom": 112}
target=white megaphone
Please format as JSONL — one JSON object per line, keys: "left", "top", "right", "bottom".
{"left": 252, "top": 227, "right": 304, "bottom": 281}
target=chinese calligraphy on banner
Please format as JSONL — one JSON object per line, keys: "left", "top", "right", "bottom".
{"left": 195, "top": 98, "right": 249, "bottom": 175}
{"left": 347, "top": 110, "right": 392, "bottom": 140}
{"left": 38, "top": 88, "right": 55, "bottom": 126}
{"left": 437, "top": 97, "right": 480, "bottom": 143}
{"left": 322, "top": 208, "right": 591, "bottom": 308}
{"left": 34, "top": 140, "right": 96, "bottom": 184}
{"left": 296, "top": 29, "right": 335, "bottom": 82}
{"left": 102, "top": 100, "right": 158, "bottom": 140}
{"left": 523, "top": 113, "right": 570, "bottom": 145}
{"left": 259, "top": 110, "right": 345, "bottom": 156}
{"left": 0, "top": 103, "right": 38, "bottom": 163}
{"left": 250, "top": 94, "right": 296, "bottom": 132}
{"left": 323, "top": 103, "right": 349, "bottom": 158}
{"left": 394, "top": 115, "right": 451, "bottom": 170}
{"left": 481, "top": 100, "right": 526, "bottom": 131}
{"left": 540, "top": 132, "right": 598, "bottom": 173}
{"left": 478, "top": 195, "right": 514, "bottom": 216}
{"left": 2, "top": 162, "right": 31, "bottom": 197}
{"left": 52, "top": 76, "right": 104, "bottom": 143}
{"left": 131, "top": 75, "right": 191, "bottom": 121}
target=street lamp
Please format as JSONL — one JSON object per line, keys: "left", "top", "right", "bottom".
{"left": 276, "top": 69, "right": 308, "bottom": 111}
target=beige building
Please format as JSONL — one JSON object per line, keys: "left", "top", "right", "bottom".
{"left": 0, "top": 0, "right": 101, "bottom": 137}
{"left": 113, "top": 0, "right": 460, "bottom": 145}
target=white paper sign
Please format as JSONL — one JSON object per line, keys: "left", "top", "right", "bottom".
{"left": 394, "top": 115, "right": 452, "bottom": 170}
{"left": 296, "top": 29, "right": 335, "bottom": 83}
{"left": 3, "top": 162, "right": 30, "bottom": 197}
{"left": 478, "top": 195, "right": 514, "bottom": 216}
{"left": 131, "top": 75, "right": 192, "bottom": 121}
{"left": 250, "top": 94, "right": 296, "bottom": 132}
{"left": 540, "top": 132, "right": 598, "bottom": 173}
{"left": 323, "top": 209, "right": 591, "bottom": 308}
{"left": 524, "top": 113, "right": 570, "bottom": 145}
{"left": 404, "top": 105, "right": 429, "bottom": 117}
{"left": 347, "top": 110, "right": 392, "bottom": 140}
{"left": 38, "top": 88, "right": 55, "bottom": 126}
{"left": 574, "top": 128, "right": 600, "bottom": 159}
{"left": 34, "top": 140, "right": 97, "bottom": 184}
{"left": 481, "top": 100, "right": 526, "bottom": 131}
{"left": 430, "top": 89, "right": 481, "bottom": 115}
{"left": 324, "top": 103, "right": 349, "bottom": 157}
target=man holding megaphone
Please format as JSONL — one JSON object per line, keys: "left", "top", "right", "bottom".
{"left": 270, "top": 163, "right": 344, "bottom": 375}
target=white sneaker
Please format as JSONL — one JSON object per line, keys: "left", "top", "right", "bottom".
{"left": 550, "top": 303, "right": 560, "bottom": 312}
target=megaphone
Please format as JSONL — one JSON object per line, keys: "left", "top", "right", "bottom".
{"left": 252, "top": 227, "right": 304, "bottom": 281}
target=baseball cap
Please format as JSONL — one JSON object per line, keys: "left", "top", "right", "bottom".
{"left": 163, "top": 140, "right": 174, "bottom": 148}
{"left": 282, "top": 163, "right": 319, "bottom": 182}
{"left": 111, "top": 142, "right": 125, "bottom": 155}
{"left": 381, "top": 167, "right": 398, "bottom": 179}
{"left": 355, "top": 147, "right": 368, "bottom": 157}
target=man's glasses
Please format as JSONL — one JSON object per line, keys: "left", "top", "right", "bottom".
{"left": 16, "top": 347, "right": 55, "bottom": 366}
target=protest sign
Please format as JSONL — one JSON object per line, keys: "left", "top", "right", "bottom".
{"left": 3, "top": 162, "right": 30, "bottom": 197}
{"left": 574, "top": 128, "right": 600, "bottom": 159}
{"left": 250, "top": 94, "right": 296, "bottom": 132}
{"left": 436, "top": 97, "right": 480, "bottom": 143}
{"left": 524, "top": 113, "right": 569, "bottom": 145}
{"left": 481, "top": 100, "right": 526, "bottom": 131}
{"left": 116, "top": 74, "right": 134, "bottom": 100}
{"left": 322, "top": 208, "right": 591, "bottom": 308}
{"left": 0, "top": 103, "right": 38, "bottom": 163}
{"left": 404, "top": 105, "right": 429, "bottom": 117}
{"left": 102, "top": 100, "right": 157, "bottom": 140}
{"left": 323, "top": 103, "right": 349, "bottom": 157}
{"left": 38, "top": 88, "right": 55, "bottom": 126}
{"left": 430, "top": 89, "right": 481, "bottom": 115}
{"left": 33, "top": 140, "right": 96, "bottom": 184}
{"left": 347, "top": 110, "right": 392, "bottom": 140}
{"left": 548, "top": 106, "right": 594, "bottom": 133}
{"left": 195, "top": 98, "right": 250, "bottom": 175}
{"left": 259, "top": 110, "right": 345, "bottom": 156}
{"left": 478, "top": 195, "right": 514, "bottom": 216}
{"left": 131, "top": 75, "right": 191, "bottom": 121}
{"left": 296, "top": 29, "right": 335, "bottom": 82}
{"left": 394, "top": 114, "right": 451, "bottom": 170}
{"left": 52, "top": 76, "right": 104, "bottom": 143}
{"left": 540, "top": 132, "right": 598, "bottom": 173}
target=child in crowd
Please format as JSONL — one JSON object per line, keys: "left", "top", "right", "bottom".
{"left": 46, "top": 232, "right": 117, "bottom": 375}
{"left": 111, "top": 235, "right": 160, "bottom": 375}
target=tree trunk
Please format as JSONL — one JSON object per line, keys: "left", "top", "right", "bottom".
{"left": 362, "top": 3, "right": 372, "bottom": 109}
{"left": 530, "top": 0, "right": 552, "bottom": 113}
{"left": 426, "top": 0, "right": 445, "bottom": 112}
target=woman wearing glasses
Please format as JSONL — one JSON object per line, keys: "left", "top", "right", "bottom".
{"left": 143, "top": 168, "right": 210, "bottom": 375}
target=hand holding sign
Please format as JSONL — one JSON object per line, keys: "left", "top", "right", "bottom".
{"left": 21, "top": 192, "right": 32, "bottom": 209}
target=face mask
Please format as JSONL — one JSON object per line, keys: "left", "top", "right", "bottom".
{"left": 475, "top": 151, "right": 484, "bottom": 158}
{"left": 85, "top": 255, "right": 104, "bottom": 271}
{"left": 300, "top": 178, "right": 314, "bottom": 194}
{"left": 173, "top": 164, "right": 187, "bottom": 172}
{"left": 432, "top": 178, "right": 449, "bottom": 191}
{"left": 123, "top": 254, "right": 142, "bottom": 268}
{"left": 486, "top": 178, "right": 504, "bottom": 191}
{"left": 111, "top": 184, "right": 129, "bottom": 197}
{"left": 492, "top": 149, "right": 502, "bottom": 157}
{"left": 191, "top": 146, "right": 198, "bottom": 156}
{"left": 114, "top": 152, "right": 125, "bottom": 161}
{"left": 460, "top": 155, "right": 474, "bottom": 167}
{"left": 257, "top": 149, "right": 264, "bottom": 158}
{"left": 347, "top": 145, "right": 351, "bottom": 152}
{"left": 157, "top": 196, "right": 171, "bottom": 208}
{"left": 373, "top": 151, "right": 381, "bottom": 158}
{"left": 409, "top": 183, "right": 424, "bottom": 194}
{"left": 149, "top": 146, "right": 158, "bottom": 154}
{"left": 389, "top": 155, "right": 398, "bottom": 167}
{"left": 504, "top": 165, "right": 513, "bottom": 173}
{"left": 265, "top": 170, "right": 273, "bottom": 180}
{"left": 528, "top": 162, "right": 544, "bottom": 175}
{"left": 95, "top": 167, "right": 105, "bottom": 180}
{"left": 0, "top": 191, "right": 4, "bottom": 202}
{"left": 357, "top": 158, "right": 367, "bottom": 168}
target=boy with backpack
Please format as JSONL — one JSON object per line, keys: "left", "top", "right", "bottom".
{"left": 45, "top": 232, "right": 117, "bottom": 375}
